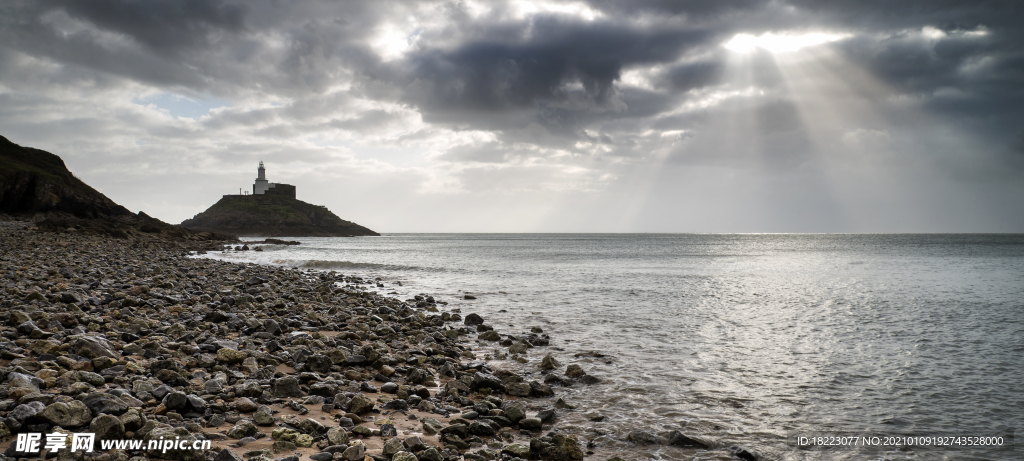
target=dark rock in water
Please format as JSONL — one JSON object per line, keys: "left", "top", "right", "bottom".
{"left": 626, "top": 430, "right": 664, "bottom": 445}
{"left": 464, "top": 313, "right": 484, "bottom": 325}
{"left": 472, "top": 372, "right": 504, "bottom": 391}
{"left": 580, "top": 374, "right": 601, "bottom": 385}
{"left": 730, "top": 446, "right": 758, "bottom": 461}
{"left": 262, "top": 238, "right": 301, "bottom": 245}
{"left": 529, "top": 381, "right": 554, "bottom": 397}
{"left": 537, "top": 409, "right": 557, "bottom": 423}
{"left": 505, "top": 382, "right": 531, "bottom": 396}
{"left": 504, "top": 402, "right": 526, "bottom": 423}
{"left": 463, "top": 294, "right": 477, "bottom": 300}
{"left": 565, "top": 364, "right": 586, "bottom": 378}
{"left": 541, "top": 434, "right": 585, "bottom": 461}
{"left": 667, "top": 430, "right": 709, "bottom": 448}
{"left": 518, "top": 417, "right": 542, "bottom": 430}
{"left": 539, "top": 353, "right": 561, "bottom": 370}
{"left": 477, "top": 330, "right": 501, "bottom": 341}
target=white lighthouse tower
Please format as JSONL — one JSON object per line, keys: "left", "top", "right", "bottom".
{"left": 253, "top": 161, "right": 269, "bottom": 195}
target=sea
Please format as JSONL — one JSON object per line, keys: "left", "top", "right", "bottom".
{"left": 205, "top": 234, "right": 1023, "bottom": 460}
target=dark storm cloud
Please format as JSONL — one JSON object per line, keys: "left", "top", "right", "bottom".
{"left": 0, "top": 0, "right": 386, "bottom": 96}
{"left": 661, "top": 59, "right": 725, "bottom": 93}
{"left": 402, "top": 16, "right": 716, "bottom": 118}
{"left": 43, "top": 0, "right": 246, "bottom": 55}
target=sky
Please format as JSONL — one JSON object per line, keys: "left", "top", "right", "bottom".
{"left": 1, "top": 0, "right": 1022, "bottom": 232}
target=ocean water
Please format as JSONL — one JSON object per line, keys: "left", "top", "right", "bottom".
{"left": 208, "top": 234, "right": 1023, "bottom": 460}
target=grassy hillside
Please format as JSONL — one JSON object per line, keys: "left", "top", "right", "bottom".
{"left": 0, "top": 135, "right": 130, "bottom": 217}
{"left": 181, "top": 195, "right": 379, "bottom": 237}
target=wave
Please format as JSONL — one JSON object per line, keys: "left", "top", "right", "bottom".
{"left": 298, "top": 259, "right": 425, "bottom": 272}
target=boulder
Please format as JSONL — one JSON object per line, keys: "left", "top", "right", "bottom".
{"left": 326, "top": 427, "right": 349, "bottom": 446}
{"left": 227, "top": 420, "right": 259, "bottom": 439}
{"left": 216, "top": 348, "right": 247, "bottom": 364}
{"left": 539, "top": 354, "right": 561, "bottom": 370}
{"left": 38, "top": 401, "right": 92, "bottom": 427}
{"left": 382, "top": 437, "right": 405, "bottom": 456}
{"left": 348, "top": 394, "right": 374, "bottom": 414}
{"left": 81, "top": 393, "right": 130, "bottom": 416}
{"left": 273, "top": 376, "right": 303, "bottom": 398}
{"left": 341, "top": 443, "right": 364, "bottom": 461}
{"left": 90, "top": 414, "right": 126, "bottom": 441}
{"left": 72, "top": 335, "right": 118, "bottom": 359}
{"left": 565, "top": 364, "right": 586, "bottom": 378}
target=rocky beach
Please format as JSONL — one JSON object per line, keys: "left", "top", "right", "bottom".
{"left": 0, "top": 221, "right": 743, "bottom": 461}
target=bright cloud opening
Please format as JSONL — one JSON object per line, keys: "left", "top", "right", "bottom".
{"left": 724, "top": 32, "right": 850, "bottom": 54}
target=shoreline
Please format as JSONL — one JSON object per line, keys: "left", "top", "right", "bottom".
{"left": 0, "top": 223, "right": 755, "bottom": 461}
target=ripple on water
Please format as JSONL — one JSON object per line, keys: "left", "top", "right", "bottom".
{"left": 210, "top": 234, "right": 1024, "bottom": 460}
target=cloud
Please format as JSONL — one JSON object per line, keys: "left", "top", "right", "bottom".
{"left": 0, "top": 0, "right": 1022, "bottom": 231}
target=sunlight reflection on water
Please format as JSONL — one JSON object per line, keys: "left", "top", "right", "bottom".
{"left": 210, "top": 234, "right": 1024, "bottom": 460}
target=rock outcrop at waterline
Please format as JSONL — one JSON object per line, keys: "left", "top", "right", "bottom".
{"left": 180, "top": 195, "right": 379, "bottom": 237}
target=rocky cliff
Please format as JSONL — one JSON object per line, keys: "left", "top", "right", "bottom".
{"left": 180, "top": 195, "right": 379, "bottom": 237}
{"left": 0, "top": 135, "right": 131, "bottom": 218}
{"left": 0, "top": 135, "right": 233, "bottom": 242}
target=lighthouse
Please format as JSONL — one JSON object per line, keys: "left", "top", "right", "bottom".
{"left": 250, "top": 162, "right": 297, "bottom": 198}
{"left": 253, "top": 161, "right": 269, "bottom": 195}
